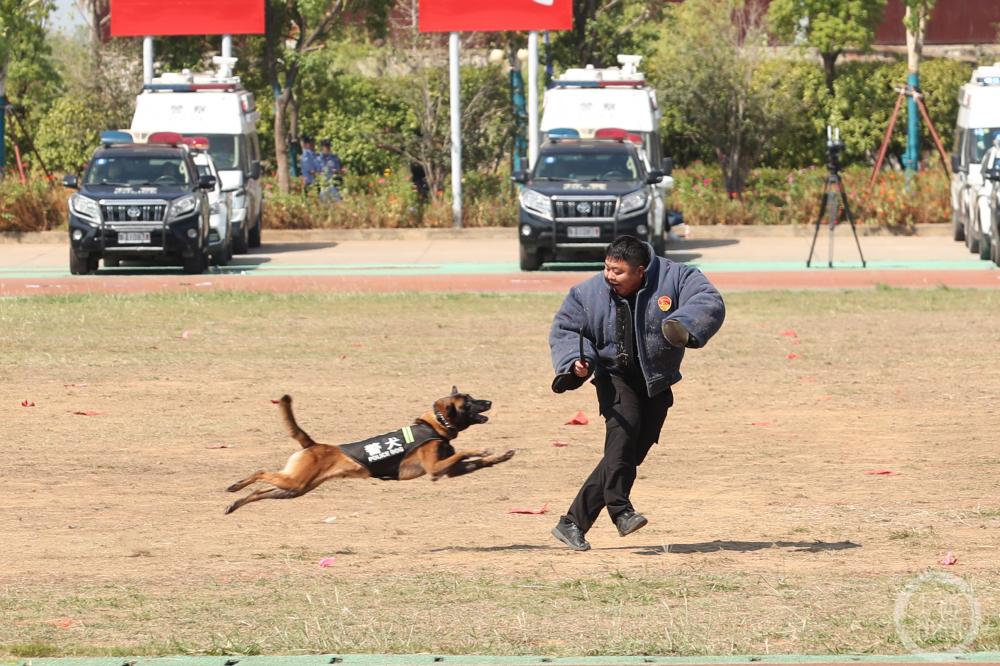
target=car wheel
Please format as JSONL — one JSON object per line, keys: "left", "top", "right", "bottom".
{"left": 69, "top": 250, "right": 94, "bottom": 275}
{"left": 183, "top": 249, "right": 206, "bottom": 274}
{"left": 233, "top": 222, "right": 249, "bottom": 255}
{"left": 103, "top": 256, "right": 119, "bottom": 268}
{"left": 981, "top": 233, "right": 992, "bottom": 260}
{"left": 953, "top": 208, "right": 966, "bottom": 241}
{"left": 212, "top": 240, "right": 231, "bottom": 267}
{"left": 966, "top": 207, "right": 979, "bottom": 253}
{"left": 248, "top": 219, "right": 261, "bottom": 248}
{"left": 651, "top": 231, "right": 665, "bottom": 257}
{"left": 519, "top": 244, "right": 541, "bottom": 271}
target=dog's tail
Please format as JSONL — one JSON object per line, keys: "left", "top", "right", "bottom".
{"left": 278, "top": 395, "right": 317, "bottom": 448}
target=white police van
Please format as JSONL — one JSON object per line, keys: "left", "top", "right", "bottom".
{"left": 951, "top": 63, "right": 1000, "bottom": 258}
{"left": 130, "top": 59, "right": 263, "bottom": 254}
{"left": 539, "top": 55, "right": 673, "bottom": 248}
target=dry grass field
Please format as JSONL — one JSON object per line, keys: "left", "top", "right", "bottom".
{"left": 1, "top": 288, "right": 999, "bottom": 658}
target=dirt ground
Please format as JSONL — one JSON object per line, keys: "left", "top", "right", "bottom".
{"left": 2, "top": 289, "right": 1000, "bottom": 657}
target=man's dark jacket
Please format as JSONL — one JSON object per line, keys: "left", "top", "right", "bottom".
{"left": 549, "top": 242, "right": 726, "bottom": 397}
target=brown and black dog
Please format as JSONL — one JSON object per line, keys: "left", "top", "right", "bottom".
{"left": 224, "top": 388, "right": 514, "bottom": 514}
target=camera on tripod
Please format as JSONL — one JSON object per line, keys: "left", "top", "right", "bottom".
{"left": 825, "top": 126, "right": 845, "bottom": 173}
{"left": 807, "top": 125, "right": 866, "bottom": 268}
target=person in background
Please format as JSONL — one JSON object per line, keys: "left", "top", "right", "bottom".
{"left": 318, "top": 139, "right": 343, "bottom": 202}
{"left": 300, "top": 135, "right": 320, "bottom": 195}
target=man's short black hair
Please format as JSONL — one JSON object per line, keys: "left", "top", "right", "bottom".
{"left": 605, "top": 235, "right": 650, "bottom": 269}
{"left": 320, "top": 139, "right": 331, "bottom": 147}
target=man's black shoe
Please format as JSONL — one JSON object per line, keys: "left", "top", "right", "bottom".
{"left": 551, "top": 520, "right": 591, "bottom": 551}
{"left": 614, "top": 510, "right": 648, "bottom": 537}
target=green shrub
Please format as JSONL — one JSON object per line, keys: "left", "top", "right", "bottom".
{"left": 0, "top": 179, "right": 68, "bottom": 232}
{"left": 671, "top": 159, "right": 950, "bottom": 227}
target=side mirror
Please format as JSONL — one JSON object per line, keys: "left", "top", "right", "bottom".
{"left": 646, "top": 169, "right": 664, "bottom": 185}
{"left": 511, "top": 170, "right": 528, "bottom": 184}
{"left": 198, "top": 174, "right": 217, "bottom": 190}
{"left": 249, "top": 160, "right": 261, "bottom": 180}
{"left": 62, "top": 174, "right": 79, "bottom": 189}
{"left": 661, "top": 157, "right": 674, "bottom": 176}
{"left": 952, "top": 154, "right": 962, "bottom": 173}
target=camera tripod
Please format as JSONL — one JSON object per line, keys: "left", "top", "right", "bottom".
{"left": 807, "top": 130, "right": 866, "bottom": 268}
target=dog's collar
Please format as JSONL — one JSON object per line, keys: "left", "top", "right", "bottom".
{"left": 434, "top": 406, "right": 458, "bottom": 437}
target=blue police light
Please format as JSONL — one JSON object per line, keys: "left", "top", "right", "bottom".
{"left": 977, "top": 77, "right": 1000, "bottom": 86}
{"left": 547, "top": 128, "right": 580, "bottom": 141}
{"left": 100, "top": 130, "right": 133, "bottom": 146}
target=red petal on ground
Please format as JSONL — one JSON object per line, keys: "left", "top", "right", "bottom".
{"left": 940, "top": 552, "right": 958, "bottom": 565}
{"left": 338, "top": 356, "right": 347, "bottom": 361}
{"left": 270, "top": 399, "right": 280, "bottom": 404}
{"left": 788, "top": 354, "right": 802, "bottom": 359}
{"left": 551, "top": 441, "right": 570, "bottom": 447}
{"left": 816, "top": 396, "right": 832, "bottom": 401}
{"left": 507, "top": 504, "right": 548, "bottom": 515}
{"left": 865, "top": 470, "right": 901, "bottom": 475}
{"left": 206, "top": 445, "right": 229, "bottom": 449}
{"left": 778, "top": 330, "right": 797, "bottom": 337}
{"left": 565, "top": 411, "right": 589, "bottom": 425}
{"left": 318, "top": 557, "right": 337, "bottom": 567}
{"left": 21, "top": 400, "right": 34, "bottom": 407}
{"left": 73, "top": 411, "right": 105, "bottom": 416}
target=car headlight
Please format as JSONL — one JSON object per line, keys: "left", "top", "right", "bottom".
{"left": 69, "top": 194, "right": 100, "bottom": 224}
{"left": 618, "top": 191, "right": 649, "bottom": 216}
{"left": 519, "top": 188, "right": 552, "bottom": 221}
{"left": 167, "top": 194, "right": 198, "bottom": 222}
{"left": 209, "top": 202, "right": 219, "bottom": 215}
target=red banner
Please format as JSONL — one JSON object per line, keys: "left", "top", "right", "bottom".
{"left": 419, "top": 0, "right": 573, "bottom": 32}
{"left": 110, "top": 0, "right": 265, "bottom": 36}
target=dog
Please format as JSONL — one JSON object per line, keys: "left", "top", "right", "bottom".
{"left": 224, "top": 388, "right": 515, "bottom": 514}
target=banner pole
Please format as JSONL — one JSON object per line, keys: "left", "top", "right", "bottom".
{"left": 142, "top": 36, "right": 153, "bottom": 84}
{"left": 449, "top": 31, "right": 462, "bottom": 228}
{"left": 527, "top": 30, "right": 539, "bottom": 170}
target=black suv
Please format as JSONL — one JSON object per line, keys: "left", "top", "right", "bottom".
{"left": 513, "top": 137, "right": 663, "bottom": 271}
{"left": 64, "top": 138, "right": 215, "bottom": 274}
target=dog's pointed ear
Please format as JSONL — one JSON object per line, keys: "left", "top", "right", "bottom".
{"left": 451, "top": 386, "right": 459, "bottom": 396}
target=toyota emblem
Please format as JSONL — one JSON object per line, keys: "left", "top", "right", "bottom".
{"left": 576, "top": 202, "right": 592, "bottom": 214}
{"left": 127, "top": 207, "right": 141, "bottom": 218}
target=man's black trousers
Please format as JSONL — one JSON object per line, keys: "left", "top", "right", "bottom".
{"left": 564, "top": 374, "right": 673, "bottom": 533}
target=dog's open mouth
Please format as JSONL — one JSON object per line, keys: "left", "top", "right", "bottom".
{"left": 474, "top": 414, "right": 489, "bottom": 424}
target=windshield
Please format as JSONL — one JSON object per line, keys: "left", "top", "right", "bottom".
{"left": 534, "top": 152, "right": 639, "bottom": 181}
{"left": 186, "top": 134, "right": 243, "bottom": 171}
{"left": 971, "top": 128, "right": 1000, "bottom": 163}
{"left": 84, "top": 155, "right": 192, "bottom": 187}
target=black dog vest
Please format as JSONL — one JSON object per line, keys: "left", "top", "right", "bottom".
{"left": 338, "top": 423, "right": 442, "bottom": 480}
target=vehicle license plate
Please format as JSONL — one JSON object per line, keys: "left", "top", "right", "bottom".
{"left": 568, "top": 226, "right": 601, "bottom": 239}
{"left": 118, "top": 232, "right": 150, "bottom": 244}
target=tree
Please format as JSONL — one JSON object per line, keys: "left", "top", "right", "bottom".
{"left": 768, "top": 0, "right": 887, "bottom": 94}
{"left": 659, "top": 0, "right": 803, "bottom": 198}
{"left": 551, "top": 0, "right": 661, "bottom": 69}
{"left": 372, "top": 37, "right": 511, "bottom": 206}
{"left": 260, "top": 0, "right": 392, "bottom": 193}
{"left": 0, "top": 0, "right": 55, "bottom": 175}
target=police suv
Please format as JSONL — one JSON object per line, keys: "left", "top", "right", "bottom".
{"left": 513, "top": 128, "right": 664, "bottom": 271}
{"left": 63, "top": 131, "right": 214, "bottom": 275}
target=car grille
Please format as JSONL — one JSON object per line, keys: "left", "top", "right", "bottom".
{"left": 100, "top": 203, "right": 167, "bottom": 223}
{"left": 554, "top": 199, "right": 616, "bottom": 219}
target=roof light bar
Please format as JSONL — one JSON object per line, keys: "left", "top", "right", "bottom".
{"left": 547, "top": 128, "right": 580, "bottom": 141}
{"left": 143, "top": 83, "right": 238, "bottom": 92}
{"left": 181, "top": 136, "right": 211, "bottom": 150}
{"left": 147, "top": 132, "right": 183, "bottom": 146}
{"left": 627, "top": 133, "right": 644, "bottom": 145}
{"left": 100, "top": 130, "right": 134, "bottom": 146}
{"left": 594, "top": 128, "right": 629, "bottom": 142}
{"left": 553, "top": 80, "right": 645, "bottom": 88}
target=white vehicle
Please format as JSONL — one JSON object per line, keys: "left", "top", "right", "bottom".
{"left": 950, "top": 63, "right": 1000, "bottom": 257}
{"left": 540, "top": 55, "right": 673, "bottom": 251}
{"left": 191, "top": 147, "right": 232, "bottom": 266}
{"left": 130, "top": 58, "right": 263, "bottom": 255}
